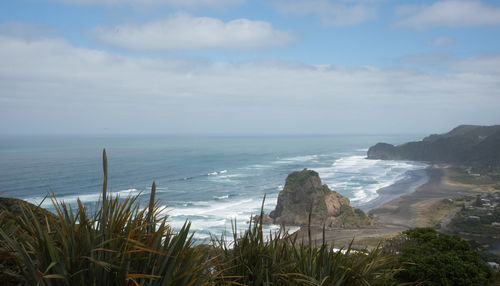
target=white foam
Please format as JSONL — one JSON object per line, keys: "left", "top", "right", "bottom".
{"left": 242, "top": 164, "right": 272, "bottom": 170}
{"left": 26, "top": 188, "right": 141, "bottom": 208}
{"left": 207, "top": 175, "right": 240, "bottom": 185}
{"left": 218, "top": 174, "right": 242, "bottom": 179}
{"left": 214, "top": 194, "right": 229, "bottom": 200}
{"left": 331, "top": 156, "right": 378, "bottom": 172}
{"left": 274, "top": 155, "right": 318, "bottom": 164}
{"left": 165, "top": 194, "right": 279, "bottom": 239}
{"left": 168, "top": 198, "right": 256, "bottom": 218}
{"left": 219, "top": 170, "right": 228, "bottom": 174}
{"left": 312, "top": 155, "right": 426, "bottom": 205}
{"left": 183, "top": 218, "right": 227, "bottom": 231}
{"left": 207, "top": 171, "right": 218, "bottom": 176}
{"left": 155, "top": 187, "right": 170, "bottom": 193}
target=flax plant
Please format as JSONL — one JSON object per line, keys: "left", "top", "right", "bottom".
{"left": 212, "top": 197, "right": 400, "bottom": 286}
{"left": 0, "top": 149, "right": 211, "bottom": 286}
{"left": 212, "top": 197, "right": 298, "bottom": 285}
{"left": 289, "top": 242, "right": 400, "bottom": 286}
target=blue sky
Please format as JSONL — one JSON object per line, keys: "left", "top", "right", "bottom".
{"left": 1, "top": 0, "right": 500, "bottom": 135}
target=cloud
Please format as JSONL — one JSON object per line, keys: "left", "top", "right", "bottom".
{"left": 396, "top": 1, "right": 500, "bottom": 29}
{"left": 91, "top": 13, "right": 296, "bottom": 52}
{"left": 0, "top": 22, "right": 59, "bottom": 41}
{"left": 273, "top": 0, "right": 377, "bottom": 27}
{"left": 396, "top": 51, "right": 454, "bottom": 68}
{"left": 426, "top": 36, "right": 454, "bottom": 46}
{"left": 452, "top": 54, "right": 500, "bottom": 74}
{"left": 0, "top": 34, "right": 499, "bottom": 135}
{"left": 55, "top": 0, "right": 244, "bottom": 8}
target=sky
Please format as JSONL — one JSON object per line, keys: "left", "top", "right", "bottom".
{"left": 0, "top": 0, "right": 499, "bottom": 135}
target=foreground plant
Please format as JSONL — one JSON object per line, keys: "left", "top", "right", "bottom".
{"left": 1, "top": 150, "right": 403, "bottom": 286}
{"left": 0, "top": 149, "right": 212, "bottom": 286}
{"left": 213, "top": 199, "right": 399, "bottom": 286}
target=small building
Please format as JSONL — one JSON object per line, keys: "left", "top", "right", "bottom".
{"left": 492, "top": 222, "right": 500, "bottom": 227}
{"left": 487, "top": 262, "right": 499, "bottom": 269}
{"left": 468, "top": 216, "right": 480, "bottom": 220}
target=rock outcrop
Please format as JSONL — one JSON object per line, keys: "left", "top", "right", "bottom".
{"left": 268, "top": 169, "right": 372, "bottom": 228}
{"left": 367, "top": 125, "right": 500, "bottom": 173}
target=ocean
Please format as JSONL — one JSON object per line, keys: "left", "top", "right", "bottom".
{"left": 0, "top": 134, "right": 428, "bottom": 241}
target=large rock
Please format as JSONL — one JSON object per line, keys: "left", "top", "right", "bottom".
{"left": 269, "top": 169, "right": 372, "bottom": 228}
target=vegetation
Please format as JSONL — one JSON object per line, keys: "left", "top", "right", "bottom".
{"left": 449, "top": 166, "right": 500, "bottom": 190}
{"left": 337, "top": 205, "right": 373, "bottom": 228}
{"left": 423, "top": 198, "right": 466, "bottom": 228}
{"left": 367, "top": 124, "right": 500, "bottom": 173}
{"left": 384, "top": 228, "right": 493, "bottom": 286}
{"left": 1, "top": 151, "right": 497, "bottom": 285}
{"left": 0, "top": 150, "right": 212, "bottom": 286}
{"left": 447, "top": 192, "right": 500, "bottom": 237}
{"left": 451, "top": 175, "right": 496, "bottom": 186}
{"left": 214, "top": 201, "right": 397, "bottom": 285}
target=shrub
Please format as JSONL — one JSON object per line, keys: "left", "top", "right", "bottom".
{"left": 390, "top": 227, "right": 492, "bottom": 286}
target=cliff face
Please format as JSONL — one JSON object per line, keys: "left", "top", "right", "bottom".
{"left": 367, "top": 125, "right": 500, "bottom": 173}
{"left": 269, "top": 169, "right": 372, "bottom": 228}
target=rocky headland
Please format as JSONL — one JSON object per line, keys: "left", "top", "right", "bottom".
{"left": 367, "top": 124, "right": 500, "bottom": 173}
{"left": 263, "top": 169, "right": 372, "bottom": 228}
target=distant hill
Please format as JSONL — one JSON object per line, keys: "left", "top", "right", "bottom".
{"left": 367, "top": 125, "right": 500, "bottom": 173}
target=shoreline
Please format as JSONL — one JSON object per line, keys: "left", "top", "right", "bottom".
{"left": 299, "top": 164, "right": 481, "bottom": 247}
{"left": 357, "top": 168, "right": 429, "bottom": 212}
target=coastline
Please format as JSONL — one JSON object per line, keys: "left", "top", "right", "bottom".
{"left": 299, "top": 164, "right": 481, "bottom": 247}
{"left": 370, "top": 165, "right": 479, "bottom": 228}
{"left": 357, "top": 168, "right": 429, "bottom": 212}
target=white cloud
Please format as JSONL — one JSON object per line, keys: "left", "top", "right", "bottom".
{"left": 0, "top": 22, "right": 58, "bottom": 41}
{"left": 396, "top": 51, "right": 454, "bottom": 68}
{"left": 426, "top": 36, "right": 454, "bottom": 46}
{"left": 91, "top": 13, "right": 296, "bottom": 52}
{"left": 274, "top": 0, "right": 377, "bottom": 27}
{"left": 55, "top": 0, "right": 244, "bottom": 8}
{"left": 396, "top": 1, "right": 500, "bottom": 29}
{"left": 452, "top": 54, "right": 500, "bottom": 74}
{"left": 0, "top": 35, "right": 499, "bottom": 135}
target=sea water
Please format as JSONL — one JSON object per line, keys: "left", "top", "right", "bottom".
{"left": 0, "top": 134, "right": 427, "bottom": 241}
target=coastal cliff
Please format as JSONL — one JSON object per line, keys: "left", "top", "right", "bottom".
{"left": 267, "top": 169, "right": 372, "bottom": 228}
{"left": 367, "top": 124, "right": 500, "bottom": 173}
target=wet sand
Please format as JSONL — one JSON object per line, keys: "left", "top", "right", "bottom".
{"left": 299, "top": 165, "right": 480, "bottom": 247}
{"left": 358, "top": 168, "right": 429, "bottom": 212}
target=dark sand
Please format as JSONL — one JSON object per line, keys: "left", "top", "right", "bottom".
{"left": 299, "top": 165, "right": 480, "bottom": 247}
{"left": 358, "top": 168, "right": 429, "bottom": 212}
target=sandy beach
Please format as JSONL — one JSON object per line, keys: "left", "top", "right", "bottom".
{"left": 298, "top": 165, "right": 481, "bottom": 247}
{"left": 358, "top": 168, "right": 429, "bottom": 212}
